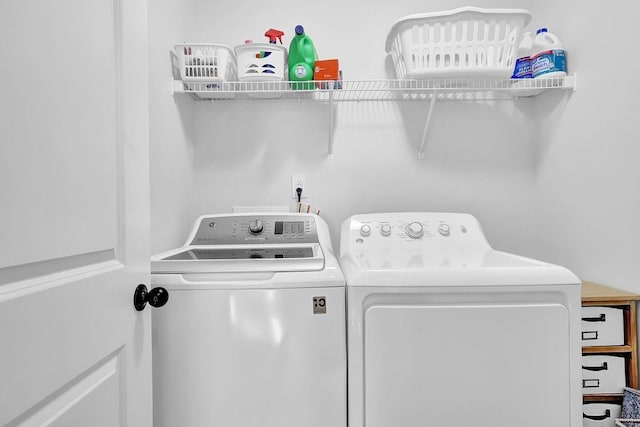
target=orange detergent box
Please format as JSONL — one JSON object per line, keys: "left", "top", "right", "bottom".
{"left": 314, "top": 59, "right": 340, "bottom": 80}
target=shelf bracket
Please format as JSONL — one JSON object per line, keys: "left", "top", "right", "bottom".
{"left": 418, "top": 95, "right": 437, "bottom": 159}
{"left": 328, "top": 90, "right": 335, "bottom": 159}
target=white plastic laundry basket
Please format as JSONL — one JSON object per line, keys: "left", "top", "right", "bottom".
{"left": 174, "top": 43, "right": 237, "bottom": 83}
{"left": 385, "top": 7, "right": 532, "bottom": 79}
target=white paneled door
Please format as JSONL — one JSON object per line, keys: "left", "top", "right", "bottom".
{"left": 0, "top": 0, "right": 151, "bottom": 426}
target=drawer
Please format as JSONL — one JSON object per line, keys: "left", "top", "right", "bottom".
{"left": 582, "top": 355, "right": 626, "bottom": 394}
{"left": 583, "top": 402, "right": 622, "bottom": 427}
{"left": 582, "top": 307, "right": 624, "bottom": 346}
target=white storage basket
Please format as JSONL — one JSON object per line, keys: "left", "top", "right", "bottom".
{"left": 385, "top": 7, "right": 532, "bottom": 79}
{"left": 174, "top": 43, "right": 237, "bottom": 83}
{"left": 234, "top": 43, "right": 287, "bottom": 82}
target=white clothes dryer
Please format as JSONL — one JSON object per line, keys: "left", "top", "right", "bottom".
{"left": 151, "top": 213, "right": 346, "bottom": 427}
{"left": 340, "top": 212, "right": 581, "bottom": 427}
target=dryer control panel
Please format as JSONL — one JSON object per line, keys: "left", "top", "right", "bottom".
{"left": 189, "top": 214, "right": 319, "bottom": 245}
{"left": 341, "top": 212, "right": 491, "bottom": 249}
{"left": 340, "top": 212, "right": 493, "bottom": 270}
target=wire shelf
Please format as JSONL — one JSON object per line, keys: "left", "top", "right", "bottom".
{"left": 172, "top": 75, "right": 577, "bottom": 158}
{"left": 173, "top": 76, "right": 576, "bottom": 101}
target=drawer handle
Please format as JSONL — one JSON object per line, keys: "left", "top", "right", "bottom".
{"left": 583, "top": 410, "right": 611, "bottom": 421}
{"left": 583, "top": 362, "right": 608, "bottom": 372}
{"left": 582, "top": 313, "right": 606, "bottom": 322}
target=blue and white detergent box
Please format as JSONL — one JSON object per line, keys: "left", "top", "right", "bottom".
{"left": 512, "top": 56, "right": 532, "bottom": 79}
{"left": 531, "top": 49, "right": 567, "bottom": 78}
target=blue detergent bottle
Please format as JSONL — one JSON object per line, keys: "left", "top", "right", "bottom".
{"left": 531, "top": 28, "right": 567, "bottom": 79}
{"left": 288, "top": 25, "right": 317, "bottom": 90}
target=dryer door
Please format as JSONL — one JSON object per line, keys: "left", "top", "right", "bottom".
{"left": 364, "top": 300, "right": 572, "bottom": 427}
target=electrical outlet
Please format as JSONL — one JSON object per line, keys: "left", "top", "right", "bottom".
{"left": 291, "top": 174, "right": 306, "bottom": 200}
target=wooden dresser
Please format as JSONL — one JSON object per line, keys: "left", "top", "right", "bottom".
{"left": 582, "top": 281, "right": 640, "bottom": 425}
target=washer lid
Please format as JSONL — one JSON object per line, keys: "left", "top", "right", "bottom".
{"left": 151, "top": 213, "right": 336, "bottom": 274}
{"left": 151, "top": 243, "right": 325, "bottom": 274}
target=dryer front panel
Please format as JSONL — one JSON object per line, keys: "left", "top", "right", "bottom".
{"left": 348, "top": 287, "right": 580, "bottom": 427}
{"left": 365, "top": 302, "right": 569, "bottom": 426}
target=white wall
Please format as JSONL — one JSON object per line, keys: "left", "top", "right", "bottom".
{"left": 150, "top": 0, "right": 640, "bottom": 292}
{"left": 167, "top": 0, "right": 540, "bottom": 251}
{"left": 530, "top": 0, "right": 640, "bottom": 292}
{"left": 149, "top": 0, "right": 199, "bottom": 253}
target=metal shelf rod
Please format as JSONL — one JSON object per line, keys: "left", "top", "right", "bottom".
{"left": 418, "top": 95, "right": 437, "bottom": 160}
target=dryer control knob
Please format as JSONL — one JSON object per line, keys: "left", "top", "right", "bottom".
{"left": 360, "top": 224, "right": 372, "bottom": 237}
{"left": 380, "top": 224, "right": 392, "bottom": 237}
{"left": 405, "top": 222, "right": 424, "bottom": 239}
{"left": 249, "top": 219, "right": 264, "bottom": 234}
{"left": 438, "top": 224, "right": 451, "bottom": 236}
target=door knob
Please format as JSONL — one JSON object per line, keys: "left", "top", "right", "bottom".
{"left": 134, "top": 284, "right": 169, "bottom": 311}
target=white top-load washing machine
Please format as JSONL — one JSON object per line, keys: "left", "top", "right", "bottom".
{"left": 340, "top": 212, "right": 582, "bottom": 427}
{"left": 151, "top": 213, "right": 346, "bottom": 427}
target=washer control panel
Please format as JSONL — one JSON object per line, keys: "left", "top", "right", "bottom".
{"left": 190, "top": 215, "right": 319, "bottom": 245}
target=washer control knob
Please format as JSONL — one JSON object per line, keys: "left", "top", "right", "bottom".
{"left": 380, "top": 224, "right": 392, "bottom": 237}
{"left": 438, "top": 224, "right": 451, "bottom": 236}
{"left": 360, "top": 224, "right": 372, "bottom": 237}
{"left": 248, "top": 219, "right": 264, "bottom": 234}
{"left": 405, "top": 222, "right": 424, "bottom": 239}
